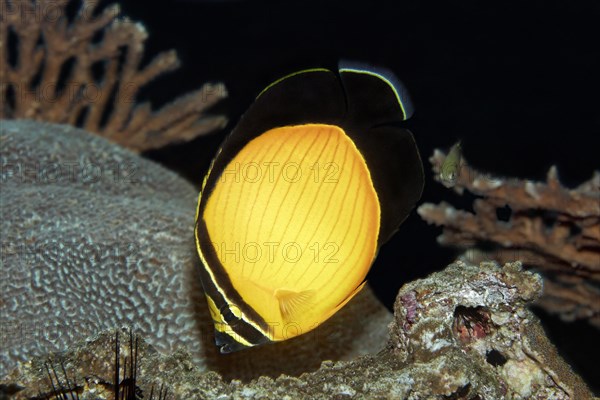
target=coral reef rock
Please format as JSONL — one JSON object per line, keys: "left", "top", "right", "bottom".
{"left": 390, "top": 261, "right": 592, "bottom": 400}
{"left": 418, "top": 148, "right": 600, "bottom": 327}
{"left": 0, "top": 119, "right": 391, "bottom": 382}
{"left": 0, "top": 0, "right": 227, "bottom": 151}
{"left": 2, "top": 257, "right": 593, "bottom": 399}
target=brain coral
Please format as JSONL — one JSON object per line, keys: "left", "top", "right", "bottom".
{"left": 0, "top": 119, "right": 391, "bottom": 380}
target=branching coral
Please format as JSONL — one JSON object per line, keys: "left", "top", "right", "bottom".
{"left": 0, "top": 0, "right": 227, "bottom": 151}
{"left": 418, "top": 148, "right": 600, "bottom": 327}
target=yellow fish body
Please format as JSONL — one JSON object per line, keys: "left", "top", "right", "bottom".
{"left": 195, "top": 62, "right": 424, "bottom": 353}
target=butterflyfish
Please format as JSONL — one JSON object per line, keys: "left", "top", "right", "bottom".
{"left": 195, "top": 61, "right": 424, "bottom": 353}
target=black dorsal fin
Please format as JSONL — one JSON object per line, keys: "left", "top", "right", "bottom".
{"left": 228, "top": 68, "right": 345, "bottom": 149}
{"left": 202, "top": 69, "right": 346, "bottom": 197}
{"left": 339, "top": 60, "right": 414, "bottom": 129}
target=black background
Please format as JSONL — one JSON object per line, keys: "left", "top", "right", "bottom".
{"left": 114, "top": 0, "right": 598, "bottom": 392}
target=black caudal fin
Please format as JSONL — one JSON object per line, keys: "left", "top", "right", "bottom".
{"left": 349, "top": 124, "right": 424, "bottom": 246}
{"left": 338, "top": 60, "right": 414, "bottom": 129}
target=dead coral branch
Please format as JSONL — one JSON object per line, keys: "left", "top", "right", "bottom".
{"left": 0, "top": 0, "right": 227, "bottom": 151}
{"left": 418, "top": 148, "right": 600, "bottom": 327}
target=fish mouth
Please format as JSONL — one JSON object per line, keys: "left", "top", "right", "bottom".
{"left": 214, "top": 330, "right": 248, "bottom": 354}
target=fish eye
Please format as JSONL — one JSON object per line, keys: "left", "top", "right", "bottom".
{"left": 220, "top": 305, "right": 240, "bottom": 324}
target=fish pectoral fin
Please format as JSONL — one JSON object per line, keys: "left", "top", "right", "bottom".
{"left": 274, "top": 288, "right": 316, "bottom": 324}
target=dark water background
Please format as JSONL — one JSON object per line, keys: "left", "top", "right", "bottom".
{"left": 112, "top": 0, "right": 598, "bottom": 392}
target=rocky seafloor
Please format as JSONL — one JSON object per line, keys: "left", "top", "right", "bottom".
{"left": 0, "top": 120, "right": 594, "bottom": 399}
{"left": 2, "top": 261, "right": 593, "bottom": 399}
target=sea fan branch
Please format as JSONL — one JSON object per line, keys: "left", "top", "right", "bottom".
{"left": 0, "top": 0, "right": 227, "bottom": 151}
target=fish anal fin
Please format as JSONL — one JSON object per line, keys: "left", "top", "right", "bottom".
{"left": 321, "top": 281, "right": 367, "bottom": 322}
{"left": 274, "top": 288, "right": 315, "bottom": 324}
